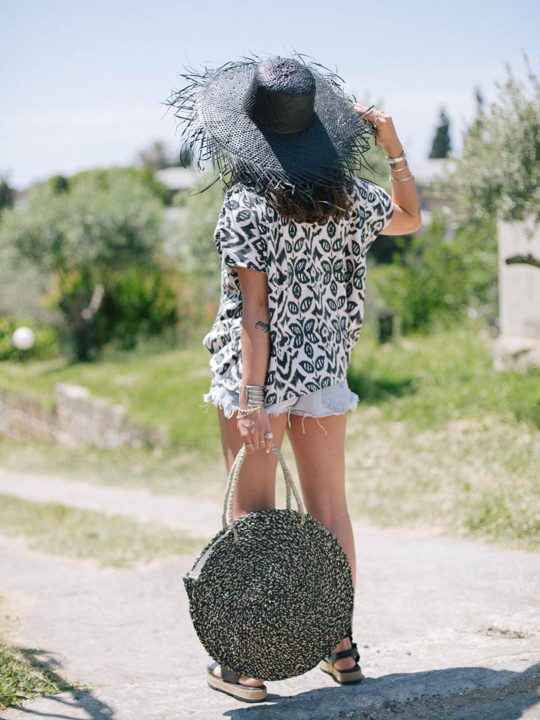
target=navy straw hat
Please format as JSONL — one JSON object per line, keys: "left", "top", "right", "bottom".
{"left": 164, "top": 51, "right": 376, "bottom": 199}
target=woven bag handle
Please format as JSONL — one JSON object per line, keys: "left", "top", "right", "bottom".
{"left": 222, "top": 444, "right": 306, "bottom": 541}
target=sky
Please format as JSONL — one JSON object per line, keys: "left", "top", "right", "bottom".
{"left": 1, "top": 0, "right": 538, "bottom": 189}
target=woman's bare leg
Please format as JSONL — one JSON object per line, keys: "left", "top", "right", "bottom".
{"left": 211, "top": 406, "right": 290, "bottom": 686}
{"left": 286, "top": 412, "right": 357, "bottom": 671}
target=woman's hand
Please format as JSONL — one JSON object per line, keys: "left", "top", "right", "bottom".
{"left": 237, "top": 408, "right": 274, "bottom": 455}
{"left": 353, "top": 103, "right": 403, "bottom": 156}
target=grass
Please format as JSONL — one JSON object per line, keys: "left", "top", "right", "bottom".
{"left": 0, "top": 495, "right": 206, "bottom": 567}
{"left": 0, "top": 342, "right": 217, "bottom": 449}
{"left": 0, "top": 318, "right": 538, "bottom": 550}
{"left": 347, "top": 320, "right": 540, "bottom": 430}
{"left": 0, "top": 642, "right": 72, "bottom": 710}
{"left": 0, "top": 435, "right": 222, "bottom": 499}
{"left": 345, "top": 412, "right": 540, "bottom": 550}
{"left": 344, "top": 320, "right": 540, "bottom": 550}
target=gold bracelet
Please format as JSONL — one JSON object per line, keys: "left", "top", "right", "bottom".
{"left": 390, "top": 163, "right": 409, "bottom": 173}
{"left": 237, "top": 407, "right": 260, "bottom": 418}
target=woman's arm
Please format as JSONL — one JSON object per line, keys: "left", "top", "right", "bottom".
{"left": 353, "top": 104, "right": 422, "bottom": 236}
{"left": 380, "top": 133, "right": 422, "bottom": 236}
{"left": 237, "top": 266, "right": 271, "bottom": 407}
{"left": 235, "top": 266, "right": 273, "bottom": 454}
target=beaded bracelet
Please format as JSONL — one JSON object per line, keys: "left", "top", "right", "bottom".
{"left": 237, "top": 407, "right": 261, "bottom": 418}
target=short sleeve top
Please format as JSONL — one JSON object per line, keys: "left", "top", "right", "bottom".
{"left": 202, "top": 178, "right": 394, "bottom": 405}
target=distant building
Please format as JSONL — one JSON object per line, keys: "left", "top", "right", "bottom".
{"left": 413, "top": 157, "right": 457, "bottom": 234}
{"left": 154, "top": 167, "right": 200, "bottom": 193}
{"left": 154, "top": 167, "right": 202, "bottom": 243}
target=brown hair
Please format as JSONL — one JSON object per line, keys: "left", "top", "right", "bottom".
{"left": 263, "top": 178, "right": 356, "bottom": 224}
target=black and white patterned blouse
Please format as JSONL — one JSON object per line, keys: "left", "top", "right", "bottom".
{"left": 202, "top": 178, "right": 394, "bottom": 406}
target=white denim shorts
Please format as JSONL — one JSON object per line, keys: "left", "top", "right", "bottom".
{"left": 202, "top": 378, "right": 359, "bottom": 434}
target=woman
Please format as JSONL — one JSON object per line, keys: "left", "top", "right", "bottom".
{"left": 167, "top": 53, "right": 421, "bottom": 703}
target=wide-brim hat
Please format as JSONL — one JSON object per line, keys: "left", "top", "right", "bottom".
{"left": 164, "top": 51, "right": 377, "bottom": 199}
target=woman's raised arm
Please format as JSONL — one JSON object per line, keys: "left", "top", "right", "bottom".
{"left": 354, "top": 104, "right": 422, "bottom": 236}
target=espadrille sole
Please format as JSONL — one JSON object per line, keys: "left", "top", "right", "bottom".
{"left": 207, "top": 667, "right": 267, "bottom": 702}
{"left": 319, "top": 658, "right": 365, "bottom": 685}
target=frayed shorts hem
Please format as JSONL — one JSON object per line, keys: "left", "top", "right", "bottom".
{"left": 201, "top": 379, "right": 359, "bottom": 434}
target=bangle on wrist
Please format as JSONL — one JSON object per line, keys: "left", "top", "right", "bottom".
{"left": 389, "top": 173, "right": 415, "bottom": 183}
{"left": 387, "top": 149, "right": 406, "bottom": 164}
{"left": 242, "top": 384, "right": 265, "bottom": 408}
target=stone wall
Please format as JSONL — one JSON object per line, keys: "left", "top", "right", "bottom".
{"left": 495, "top": 216, "right": 540, "bottom": 371}
{"left": 0, "top": 383, "right": 168, "bottom": 449}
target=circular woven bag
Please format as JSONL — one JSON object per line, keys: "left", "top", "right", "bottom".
{"left": 183, "top": 443, "right": 354, "bottom": 681}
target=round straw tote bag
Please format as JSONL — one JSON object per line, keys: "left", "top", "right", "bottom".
{"left": 183, "top": 443, "right": 354, "bottom": 681}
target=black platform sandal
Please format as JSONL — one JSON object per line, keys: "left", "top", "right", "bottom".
{"left": 207, "top": 661, "right": 268, "bottom": 703}
{"left": 319, "top": 634, "right": 365, "bottom": 685}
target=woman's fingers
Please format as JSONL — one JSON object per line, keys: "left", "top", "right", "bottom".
{"left": 237, "top": 422, "right": 255, "bottom": 454}
{"left": 264, "top": 426, "right": 273, "bottom": 454}
{"left": 238, "top": 422, "right": 262, "bottom": 454}
{"left": 352, "top": 104, "right": 400, "bottom": 150}
{"left": 353, "top": 103, "right": 390, "bottom": 125}
{"left": 353, "top": 103, "right": 378, "bottom": 119}
{"left": 237, "top": 410, "right": 273, "bottom": 455}
{"left": 250, "top": 425, "right": 261, "bottom": 452}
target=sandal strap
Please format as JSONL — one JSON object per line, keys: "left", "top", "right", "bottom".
{"left": 221, "top": 667, "right": 241, "bottom": 684}
{"left": 348, "top": 633, "right": 360, "bottom": 662}
{"left": 327, "top": 640, "right": 360, "bottom": 664}
{"left": 336, "top": 664, "right": 362, "bottom": 674}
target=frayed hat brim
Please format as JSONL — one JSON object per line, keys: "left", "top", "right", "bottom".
{"left": 163, "top": 51, "right": 377, "bottom": 199}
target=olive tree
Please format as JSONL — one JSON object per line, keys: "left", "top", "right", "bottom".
{"left": 438, "top": 54, "right": 539, "bottom": 232}
{"left": 0, "top": 169, "right": 167, "bottom": 359}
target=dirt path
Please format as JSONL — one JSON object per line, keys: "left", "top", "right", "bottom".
{"left": 0, "top": 468, "right": 219, "bottom": 534}
{"left": 0, "top": 467, "right": 539, "bottom": 719}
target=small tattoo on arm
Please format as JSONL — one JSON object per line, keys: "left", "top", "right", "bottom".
{"left": 255, "top": 319, "right": 270, "bottom": 333}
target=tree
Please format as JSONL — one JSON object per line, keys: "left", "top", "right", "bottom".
{"left": 438, "top": 54, "right": 540, "bottom": 228}
{"left": 474, "top": 86, "right": 485, "bottom": 117}
{"left": 0, "top": 168, "right": 168, "bottom": 359}
{"left": 0, "top": 173, "right": 15, "bottom": 214}
{"left": 369, "top": 211, "right": 498, "bottom": 332}
{"left": 136, "top": 140, "right": 172, "bottom": 170}
{"left": 429, "top": 108, "right": 452, "bottom": 158}
{"left": 67, "top": 166, "right": 174, "bottom": 205}
{"left": 136, "top": 139, "right": 193, "bottom": 169}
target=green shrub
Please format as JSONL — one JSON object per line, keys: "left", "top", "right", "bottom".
{"left": 370, "top": 212, "right": 497, "bottom": 333}
{"left": 98, "top": 263, "right": 180, "bottom": 351}
{"left": 44, "top": 263, "right": 181, "bottom": 358}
